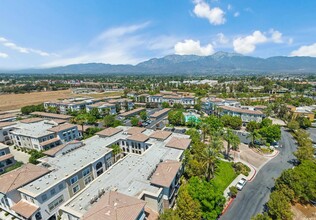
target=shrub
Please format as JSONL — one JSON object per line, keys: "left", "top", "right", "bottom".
{"left": 4, "top": 212, "right": 9, "bottom": 216}
{"left": 233, "top": 162, "right": 251, "bottom": 176}
{"left": 229, "top": 186, "right": 238, "bottom": 198}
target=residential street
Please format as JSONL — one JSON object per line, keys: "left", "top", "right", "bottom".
{"left": 220, "top": 128, "right": 298, "bottom": 220}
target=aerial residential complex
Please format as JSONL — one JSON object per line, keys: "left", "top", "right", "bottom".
{"left": 135, "top": 91, "right": 196, "bottom": 107}
{"left": 9, "top": 118, "right": 80, "bottom": 151}
{"left": 201, "top": 97, "right": 265, "bottom": 122}
{"left": 0, "top": 126, "right": 191, "bottom": 220}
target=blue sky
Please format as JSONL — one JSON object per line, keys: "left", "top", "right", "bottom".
{"left": 0, "top": 0, "right": 316, "bottom": 69}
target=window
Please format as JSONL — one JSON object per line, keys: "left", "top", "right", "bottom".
{"left": 84, "top": 176, "right": 92, "bottom": 185}
{"left": 0, "top": 151, "right": 5, "bottom": 156}
{"left": 41, "top": 194, "right": 47, "bottom": 202}
{"left": 48, "top": 195, "right": 64, "bottom": 212}
{"left": 35, "top": 212, "right": 42, "bottom": 220}
{"left": 96, "top": 162, "right": 102, "bottom": 170}
{"left": 72, "top": 185, "right": 80, "bottom": 194}
{"left": 82, "top": 167, "right": 90, "bottom": 177}
{"left": 70, "top": 175, "right": 78, "bottom": 185}
{"left": 50, "top": 188, "right": 56, "bottom": 196}
{"left": 58, "top": 183, "right": 64, "bottom": 191}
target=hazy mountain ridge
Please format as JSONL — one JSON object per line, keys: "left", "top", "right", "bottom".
{"left": 3, "top": 52, "right": 316, "bottom": 74}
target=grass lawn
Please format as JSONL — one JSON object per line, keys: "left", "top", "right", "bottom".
{"left": 211, "top": 160, "right": 237, "bottom": 193}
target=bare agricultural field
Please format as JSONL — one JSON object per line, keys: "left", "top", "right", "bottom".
{"left": 0, "top": 90, "right": 74, "bottom": 111}
{"left": 0, "top": 90, "right": 123, "bottom": 111}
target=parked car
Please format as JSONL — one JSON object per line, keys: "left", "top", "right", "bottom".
{"left": 271, "top": 141, "right": 279, "bottom": 148}
{"left": 236, "top": 178, "right": 247, "bottom": 191}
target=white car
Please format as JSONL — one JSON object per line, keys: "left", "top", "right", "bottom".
{"left": 236, "top": 178, "right": 247, "bottom": 191}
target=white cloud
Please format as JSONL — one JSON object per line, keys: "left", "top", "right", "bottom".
{"left": 291, "top": 43, "right": 316, "bottom": 57}
{"left": 193, "top": 0, "right": 226, "bottom": 25}
{"left": 174, "top": 39, "right": 214, "bottom": 56}
{"left": 227, "top": 4, "right": 232, "bottom": 10}
{"left": 0, "top": 52, "right": 8, "bottom": 58}
{"left": 96, "top": 21, "right": 150, "bottom": 41}
{"left": 269, "top": 29, "right": 283, "bottom": 43}
{"left": 288, "top": 38, "right": 293, "bottom": 45}
{"left": 234, "top": 12, "right": 240, "bottom": 17}
{"left": 42, "top": 22, "right": 176, "bottom": 67}
{"left": 233, "top": 29, "right": 286, "bottom": 54}
{"left": 216, "top": 33, "right": 229, "bottom": 45}
{"left": 0, "top": 37, "right": 52, "bottom": 56}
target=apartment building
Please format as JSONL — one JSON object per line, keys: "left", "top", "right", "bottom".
{"left": 59, "top": 128, "right": 190, "bottom": 220}
{"left": 0, "top": 164, "right": 51, "bottom": 220}
{"left": 0, "top": 126, "right": 191, "bottom": 220}
{"left": 0, "top": 113, "right": 17, "bottom": 123}
{"left": 107, "top": 98, "right": 134, "bottom": 111}
{"left": 218, "top": 106, "right": 265, "bottom": 123}
{"left": 44, "top": 97, "right": 103, "bottom": 114}
{"left": 0, "top": 143, "right": 16, "bottom": 173}
{"left": 201, "top": 97, "right": 241, "bottom": 114}
{"left": 136, "top": 91, "right": 196, "bottom": 107}
{"left": 119, "top": 107, "right": 145, "bottom": 119}
{"left": 10, "top": 119, "right": 80, "bottom": 151}
{"left": 30, "top": 112, "right": 72, "bottom": 121}
{"left": 85, "top": 102, "right": 116, "bottom": 115}
{"left": 0, "top": 121, "right": 16, "bottom": 145}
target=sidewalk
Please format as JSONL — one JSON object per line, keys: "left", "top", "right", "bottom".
{"left": 223, "top": 174, "right": 247, "bottom": 198}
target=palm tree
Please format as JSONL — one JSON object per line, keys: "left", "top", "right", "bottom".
{"left": 111, "top": 144, "right": 122, "bottom": 163}
{"left": 201, "top": 132, "right": 223, "bottom": 181}
{"left": 231, "top": 134, "right": 241, "bottom": 151}
{"left": 223, "top": 129, "right": 234, "bottom": 159}
{"left": 200, "top": 123, "right": 209, "bottom": 142}
{"left": 247, "top": 130, "right": 261, "bottom": 147}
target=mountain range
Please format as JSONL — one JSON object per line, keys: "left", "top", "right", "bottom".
{"left": 3, "top": 52, "right": 316, "bottom": 74}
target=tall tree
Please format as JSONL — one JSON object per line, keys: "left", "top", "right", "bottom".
{"left": 175, "top": 184, "right": 202, "bottom": 220}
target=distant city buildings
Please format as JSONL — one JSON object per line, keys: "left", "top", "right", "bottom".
{"left": 136, "top": 91, "right": 196, "bottom": 107}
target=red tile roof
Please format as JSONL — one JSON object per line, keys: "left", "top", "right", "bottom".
{"left": 82, "top": 191, "right": 146, "bottom": 220}
{"left": 0, "top": 164, "right": 50, "bottom": 193}
{"left": 150, "top": 160, "right": 181, "bottom": 187}
{"left": 166, "top": 137, "right": 191, "bottom": 150}
{"left": 11, "top": 200, "right": 39, "bottom": 219}
{"left": 97, "top": 127, "right": 122, "bottom": 137}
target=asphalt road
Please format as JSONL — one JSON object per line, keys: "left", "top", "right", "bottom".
{"left": 220, "top": 128, "right": 298, "bottom": 220}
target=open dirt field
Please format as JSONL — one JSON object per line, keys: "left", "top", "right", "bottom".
{"left": 292, "top": 203, "right": 316, "bottom": 220}
{"left": 0, "top": 90, "right": 123, "bottom": 111}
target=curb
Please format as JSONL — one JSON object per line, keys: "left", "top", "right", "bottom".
{"left": 248, "top": 165, "right": 257, "bottom": 182}
{"left": 263, "top": 150, "right": 279, "bottom": 158}
{"left": 221, "top": 198, "right": 235, "bottom": 215}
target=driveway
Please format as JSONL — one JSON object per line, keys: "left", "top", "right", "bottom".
{"left": 220, "top": 128, "right": 297, "bottom": 220}
{"left": 307, "top": 127, "right": 316, "bottom": 144}
{"left": 9, "top": 146, "right": 30, "bottom": 163}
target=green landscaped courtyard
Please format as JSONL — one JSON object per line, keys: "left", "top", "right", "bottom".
{"left": 211, "top": 160, "right": 237, "bottom": 193}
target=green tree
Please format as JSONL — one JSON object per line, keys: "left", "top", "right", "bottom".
{"left": 162, "top": 102, "right": 170, "bottom": 108}
{"left": 103, "top": 115, "right": 115, "bottom": 127}
{"left": 297, "top": 116, "right": 311, "bottom": 129}
{"left": 287, "top": 120, "right": 300, "bottom": 131}
{"left": 246, "top": 121, "right": 260, "bottom": 132}
{"left": 159, "top": 210, "right": 180, "bottom": 220}
{"left": 140, "top": 111, "right": 147, "bottom": 121}
{"left": 168, "top": 110, "right": 185, "bottom": 126}
{"left": 90, "top": 108, "right": 100, "bottom": 119}
{"left": 187, "top": 177, "right": 225, "bottom": 220}
{"left": 267, "top": 190, "right": 292, "bottom": 220}
{"left": 29, "top": 150, "right": 45, "bottom": 164}
{"left": 251, "top": 213, "right": 272, "bottom": 220}
{"left": 111, "top": 144, "right": 122, "bottom": 163}
{"left": 200, "top": 123, "right": 210, "bottom": 142}
{"left": 260, "top": 118, "right": 273, "bottom": 128}
{"left": 202, "top": 132, "right": 222, "bottom": 181}
{"left": 259, "top": 125, "right": 281, "bottom": 144}
{"left": 247, "top": 130, "right": 261, "bottom": 147}
{"left": 175, "top": 184, "right": 202, "bottom": 220}
{"left": 131, "top": 116, "right": 140, "bottom": 126}
{"left": 203, "top": 115, "right": 223, "bottom": 131}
